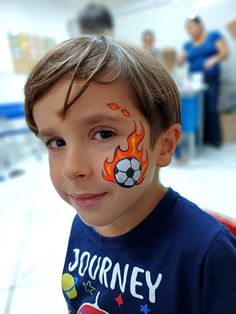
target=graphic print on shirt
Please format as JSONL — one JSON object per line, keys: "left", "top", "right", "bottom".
{"left": 102, "top": 103, "right": 149, "bottom": 188}
{"left": 63, "top": 248, "right": 163, "bottom": 312}
{"left": 77, "top": 292, "right": 109, "bottom": 314}
{"left": 83, "top": 280, "right": 96, "bottom": 295}
{"left": 62, "top": 273, "right": 79, "bottom": 299}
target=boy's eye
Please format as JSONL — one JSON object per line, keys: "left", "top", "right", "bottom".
{"left": 47, "top": 138, "right": 66, "bottom": 149}
{"left": 94, "top": 130, "right": 115, "bottom": 140}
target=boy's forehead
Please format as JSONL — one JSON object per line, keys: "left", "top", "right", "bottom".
{"left": 33, "top": 78, "right": 142, "bottom": 127}
{"left": 34, "top": 78, "right": 137, "bottom": 114}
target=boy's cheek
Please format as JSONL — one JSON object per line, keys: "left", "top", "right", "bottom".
{"left": 49, "top": 171, "right": 60, "bottom": 192}
{"left": 50, "top": 176, "right": 70, "bottom": 205}
{"left": 49, "top": 163, "right": 64, "bottom": 193}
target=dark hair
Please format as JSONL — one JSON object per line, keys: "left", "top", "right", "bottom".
{"left": 24, "top": 35, "right": 181, "bottom": 147}
{"left": 78, "top": 4, "right": 113, "bottom": 35}
{"left": 186, "top": 15, "right": 203, "bottom": 26}
{"left": 142, "top": 30, "right": 155, "bottom": 39}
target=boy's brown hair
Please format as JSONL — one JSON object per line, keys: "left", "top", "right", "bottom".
{"left": 24, "top": 35, "right": 181, "bottom": 147}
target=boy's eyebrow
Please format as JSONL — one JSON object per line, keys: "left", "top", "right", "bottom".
{"left": 81, "top": 113, "right": 126, "bottom": 125}
{"left": 38, "top": 129, "right": 57, "bottom": 138}
{"left": 38, "top": 113, "right": 127, "bottom": 138}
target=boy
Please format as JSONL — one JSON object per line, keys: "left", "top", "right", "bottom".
{"left": 24, "top": 35, "right": 236, "bottom": 313}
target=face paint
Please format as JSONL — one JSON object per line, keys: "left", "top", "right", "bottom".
{"left": 107, "top": 103, "right": 120, "bottom": 110}
{"left": 107, "top": 103, "right": 130, "bottom": 118}
{"left": 102, "top": 121, "right": 149, "bottom": 188}
{"left": 121, "top": 109, "right": 130, "bottom": 117}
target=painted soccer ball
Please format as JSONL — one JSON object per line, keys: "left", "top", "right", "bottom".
{"left": 114, "top": 157, "right": 141, "bottom": 188}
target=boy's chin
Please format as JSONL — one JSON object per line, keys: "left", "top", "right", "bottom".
{"left": 76, "top": 212, "right": 112, "bottom": 229}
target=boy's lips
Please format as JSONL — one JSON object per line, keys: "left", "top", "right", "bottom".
{"left": 69, "top": 192, "right": 107, "bottom": 208}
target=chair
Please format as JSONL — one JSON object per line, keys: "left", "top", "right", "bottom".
{"left": 205, "top": 210, "right": 236, "bottom": 236}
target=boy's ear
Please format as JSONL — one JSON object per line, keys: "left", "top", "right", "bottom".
{"left": 156, "top": 123, "right": 181, "bottom": 167}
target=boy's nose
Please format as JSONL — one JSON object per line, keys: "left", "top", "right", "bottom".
{"left": 61, "top": 146, "right": 93, "bottom": 181}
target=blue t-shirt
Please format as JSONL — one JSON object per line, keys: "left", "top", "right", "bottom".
{"left": 62, "top": 188, "right": 236, "bottom": 314}
{"left": 184, "top": 30, "right": 223, "bottom": 77}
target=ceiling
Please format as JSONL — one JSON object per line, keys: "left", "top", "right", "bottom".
{"left": 0, "top": 0, "right": 175, "bottom": 10}
{"left": 0, "top": 0, "right": 137, "bottom": 7}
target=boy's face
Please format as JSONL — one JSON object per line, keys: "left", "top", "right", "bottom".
{"left": 33, "top": 79, "right": 176, "bottom": 236}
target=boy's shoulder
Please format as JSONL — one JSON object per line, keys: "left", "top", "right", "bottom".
{"left": 151, "top": 189, "right": 235, "bottom": 277}
{"left": 172, "top": 190, "right": 221, "bottom": 230}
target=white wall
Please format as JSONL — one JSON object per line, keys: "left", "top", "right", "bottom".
{"left": 0, "top": 2, "right": 74, "bottom": 74}
{"left": 0, "top": 1, "right": 75, "bottom": 102}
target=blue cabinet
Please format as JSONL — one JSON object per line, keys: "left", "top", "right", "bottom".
{"left": 180, "top": 89, "right": 205, "bottom": 156}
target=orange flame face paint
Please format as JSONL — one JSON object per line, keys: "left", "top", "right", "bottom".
{"left": 107, "top": 103, "right": 120, "bottom": 110}
{"left": 102, "top": 121, "right": 149, "bottom": 188}
{"left": 121, "top": 109, "right": 130, "bottom": 117}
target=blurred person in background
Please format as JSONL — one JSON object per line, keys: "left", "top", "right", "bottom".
{"left": 142, "top": 30, "right": 161, "bottom": 59}
{"left": 179, "top": 15, "right": 229, "bottom": 148}
{"left": 160, "top": 48, "right": 181, "bottom": 89}
{"left": 78, "top": 3, "right": 114, "bottom": 36}
{"left": 227, "top": 15, "right": 236, "bottom": 39}
{"left": 161, "top": 48, "right": 186, "bottom": 165}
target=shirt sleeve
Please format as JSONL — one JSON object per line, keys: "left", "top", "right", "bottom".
{"left": 201, "top": 228, "right": 236, "bottom": 314}
{"left": 210, "top": 30, "right": 223, "bottom": 43}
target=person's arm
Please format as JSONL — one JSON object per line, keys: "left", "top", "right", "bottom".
{"left": 204, "top": 38, "right": 229, "bottom": 69}
{"left": 177, "top": 51, "right": 187, "bottom": 66}
{"left": 201, "top": 228, "right": 236, "bottom": 314}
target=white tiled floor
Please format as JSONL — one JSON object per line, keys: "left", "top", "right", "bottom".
{"left": 0, "top": 143, "right": 236, "bottom": 313}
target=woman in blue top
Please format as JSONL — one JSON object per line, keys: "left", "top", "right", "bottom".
{"left": 179, "top": 15, "right": 228, "bottom": 147}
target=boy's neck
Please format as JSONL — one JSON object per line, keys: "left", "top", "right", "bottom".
{"left": 94, "top": 181, "right": 167, "bottom": 238}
